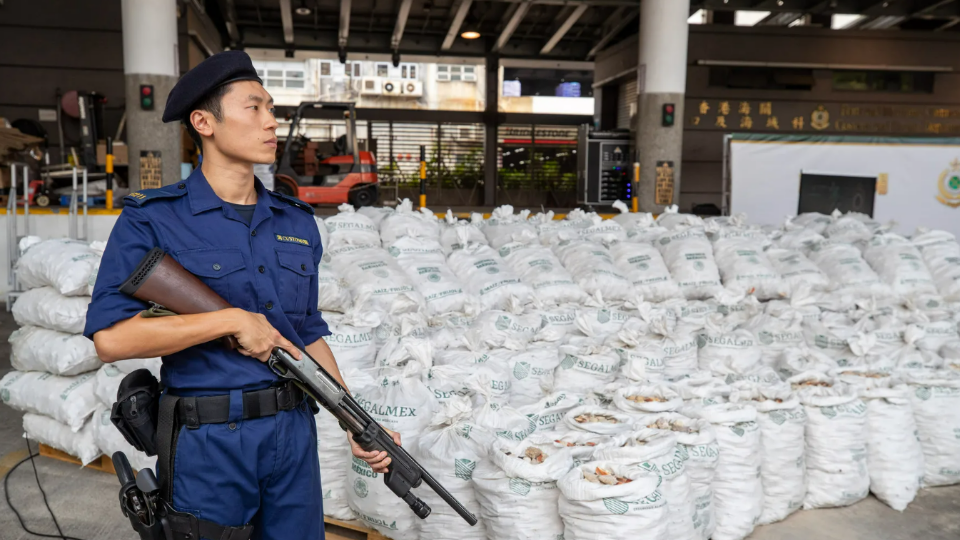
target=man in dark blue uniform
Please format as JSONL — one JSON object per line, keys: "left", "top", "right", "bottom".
{"left": 84, "top": 51, "right": 398, "bottom": 540}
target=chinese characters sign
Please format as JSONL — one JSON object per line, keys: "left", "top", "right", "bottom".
{"left": 686, "top": 100, "right": 960, "bottom": 135}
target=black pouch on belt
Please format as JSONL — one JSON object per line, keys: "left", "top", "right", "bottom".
{"left": 111, "top": 369, "right": 162, "bottom": 456}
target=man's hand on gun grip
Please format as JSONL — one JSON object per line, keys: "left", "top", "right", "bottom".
{"left": 349, "top": 429, "right": 402, "bottom": 474}
{"left": 231, "top": 309, "right": 302, "bottom": 362}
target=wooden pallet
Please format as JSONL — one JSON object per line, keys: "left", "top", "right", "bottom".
{"left": 38, "top": 444, "right": 118, "bottom": 474}
{"left": 323, "top": 518, "right": 390, "bottom": 540}
{"left": 37, "top": 445, "right": 386, "bottom": 540}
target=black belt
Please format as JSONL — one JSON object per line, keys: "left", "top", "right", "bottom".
{"left": 174, "top": 380, "right": 305, "bottom": 429}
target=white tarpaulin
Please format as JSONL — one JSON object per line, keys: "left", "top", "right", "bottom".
{"left": 729, "top": 135, "right": 960, "bottom": 236}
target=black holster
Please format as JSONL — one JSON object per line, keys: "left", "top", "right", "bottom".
{"left": 111, "top": 369, "right": 162, "bottom": 456}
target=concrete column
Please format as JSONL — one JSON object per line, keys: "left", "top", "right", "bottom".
{"left": 635, "top": 0, "right": 689, "bottom": 212}
{"left": 483, "top": 55, "right": 500, "bottom": 207}
{"left": 123, "top": 0, "right": 181, "bottom": 190}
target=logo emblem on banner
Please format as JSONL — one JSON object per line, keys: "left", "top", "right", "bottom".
{"left": 811, "top": 106, "right": 830, "bottom": 131}
{"left": 936, "top": 158, "right": 960, "bottom": 208}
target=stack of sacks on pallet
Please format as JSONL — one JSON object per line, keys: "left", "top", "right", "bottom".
{"left": 1, "top": 237, "right": 157, "bottom": 468}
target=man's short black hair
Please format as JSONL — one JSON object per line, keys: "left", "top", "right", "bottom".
{"left": 181, "top": 83, "right": 233, "bottom": 151}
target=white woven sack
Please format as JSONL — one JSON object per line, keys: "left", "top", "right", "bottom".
{"left": 823, "top": 211, "right": 874, "bottom": 244}
{"left": 23, "top": 413, "right": 100, "bottom": 466}
{"left": 607, "top": 323, "right": 667, "bottom": 383}
{"left": 509, "top": 345, "right": 563, "bottom": 408}
{"left": 317, "top": 369, "right": 375, "bottom": 521}
{"left": 595, "top": 429, "right": 696, "bottom": 540}
{"left": 688, "top": 403, "right": 762, "bottom": 540}
{"left": 313, "top": 216, "right": 330, "bottom": 252}
{"left": 94, "top": 364, "right": 126, "bottom": 407}
{"left": 574, "top": 306, "right": 633, "bottom": 340}
{"left": 356, "top": 206, "right": 394, "bottom": 227}
{"left": 551, "top": 343, "right": 620, "bottom": 394}
{"left": 465, "top": 310, "right": 541, "bottom": 351}
{"left": 112, "top": 357, "right": 162, "bottom": 376}
{"left": 612, "top": 385, "right": 683, "bottom": 416}
{"left": 92, "top": 404, "right": 155, "bottom": 471}
{"left": 862, "top": 234, "right": 938, "bottom": 297}
{"left": 711, "top": 235, "right": 785, "bottom": 300}
{"left": 482, "top": 206, "right": 539, "bottom": 249}
{"left": 316, "top": 258, "right": 352, "bottom": 313}
{"left": 518, "top": 391, "right": 585, "bottom": 433}
{"left": 610, "top": 201, "right": 655, "bottom": 232}
{"left": 473, "top": 385, "right": 538, "bottom": 444}
{"left": 801, "top": 311, "right": 857, "bottom": 363}
{"left": 472, "top": 439, "right": 574, "bottom": 540}
{"left": 553, "top": 240, "right": 636, "bottom": 303}
{"left": 656, "top": 228, "right": 723, "bottom": 300}
{"left": 558, "top": 460, "right": 669, "bottom": 540}
{"left": 322, "top": 311, "right": 380, "bottom": 371}
{"left": 12, "top": 287, "right": 88, "bottom": 334}
{"left": 902, "top": 369, "right": 960, "bottom": 487}
{"left": 1, "top": 370, "right": 98, "bottom": 432}
{"left": 447, "top": 242, "right": 532, "bottom": 311}
{"left": 531, "top": 430, "right": 619, "bottom": 467}
{"left": 696, "top": 314, "right": 762, "bottom": 374}
{"left": 807, "top": 242, "right": 889, "bottom": 296}
{"left": 440, "top": 213, "right": 488, "bottom": 255}
{"left": 416, "top": 397, "right": 490, "bottom": 540}
{"left": 562, "top": 406, "right": 635, "bottom": 436}
{"left": 379, "top": 199, "right": 441, "bottom": 244}
{"left": 729, "top": 384, "right": 807, "bottom": 524}
{"left": 912, "top": 229, "right": 960, "bottom": 301}
{"left": 639, "top": 412, "right": 718, "bottom": 540}
{"left": 608, "top": 241, "right": 681, "bottom": 302}
{"left": 531, "top": 306, "right": 578, "bottom": 343}
{"left": 15, "top": 238, "right": 100, "bottom": 296}
{"left": 346, "top": 364, "right": 437, "bottom": 540}
{"left": 861, "top": 384, "right": 924, "bottom": 511}
{"left": 793, "top": 379, "right": 869, "bottom": 509}
{"left": 498, "top": 242, "right": 585, "bottom": 306}
{"left": 328, "top": 244, "right": 424, "bottom": 315}
{"left": 401, "top": 260, "right": 472, "bottom": 316}
{"left": 9, "top": 325, "right": 102, "bottom": 376}
{"left": 766, "top": 248, "right": 830, "bottom": 290}
{"left": 324, "top": 203, "right": 381, "bottom": 246}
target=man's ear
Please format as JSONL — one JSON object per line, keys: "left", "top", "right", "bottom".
{"left": 190, "top": 110, "right": 215, "bottom": 138}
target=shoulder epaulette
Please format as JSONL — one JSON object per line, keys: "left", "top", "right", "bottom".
{"left": 124, "top": 184, "right": 188, "bottom": 207}
{"left": 269, "top": 190, "right": 315, "bottom": 215}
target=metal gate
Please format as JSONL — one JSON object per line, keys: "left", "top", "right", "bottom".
{"left": 497, "top": 124, "right": 579, "bottom": 208}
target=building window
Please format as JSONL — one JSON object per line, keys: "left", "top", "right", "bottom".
{"left": 345, "top": 62, "right": 361, "bottom": 77}
{"left": 832, "top": 70, "right": 935, "bottom": 93}
{"left": 438, "top": 64, "right": 477, "bottom": 82}
{"left": 400, "top": 64, "right": 418, "bottom": 80}
{"left": 376, "top": 63, "right": 390, "bottom": 78}
{"left": 320, "top": 62, "right": 331, "bottom": 76}
{"left": 708, "top": 66, "right": 814, "bottom": 91}
{"left": 254, "top": 61, "right": 311, "bottom": 91}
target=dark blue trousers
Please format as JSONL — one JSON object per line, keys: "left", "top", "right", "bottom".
{"left": 169, "top": 390, "right": 324, "bottom": 540}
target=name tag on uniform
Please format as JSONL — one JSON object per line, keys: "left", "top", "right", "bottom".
{"left": 275, "top": 234, "right": 310, "bottom": 246}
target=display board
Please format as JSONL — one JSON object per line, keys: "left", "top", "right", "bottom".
{"left": 728, "top": 134, "right": 960, "bottom": 236}
{"left": 797, "top": 173, "right": 876, "bottom": 217}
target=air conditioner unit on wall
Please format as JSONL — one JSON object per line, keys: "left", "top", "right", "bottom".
{"left": 382, "top": 80, "right": 402, "bottom": 96}
{"left": 360, "top": 78, "right": 382, "bottom": 95}
{"left": 402, "top": 80, "right": 423, "bottom": 97}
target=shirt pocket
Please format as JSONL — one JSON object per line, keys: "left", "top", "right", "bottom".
{"left": 275, "top": 248, "right": 315, "bottom": 316}
{"left": 175, "top": 248, "right": 247, "bottom": 303}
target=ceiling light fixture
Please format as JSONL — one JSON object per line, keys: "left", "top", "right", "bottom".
{"left": 295, "top": 0, "right": 311, "bottom": 16}
{"left": 461, "top": 29, "right": 481, "bottom": 39}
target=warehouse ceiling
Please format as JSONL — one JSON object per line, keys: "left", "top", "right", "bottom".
{"left": 206, "top": 0, "right": 960, "bottom": 62}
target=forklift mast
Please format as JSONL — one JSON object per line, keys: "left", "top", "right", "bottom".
{"left": 77, "top": 92, "right": 106, "bottom": 173}
{"left": 277, "top": 101, "right": 360, "bottom": 173}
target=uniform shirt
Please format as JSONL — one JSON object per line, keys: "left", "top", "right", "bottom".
{"left": 83, "top": 168, "right": 330, "bottom": 395}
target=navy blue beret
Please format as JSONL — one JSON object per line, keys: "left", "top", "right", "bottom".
{"left": 162, "top": 50, "right": 263, "bottom": 123}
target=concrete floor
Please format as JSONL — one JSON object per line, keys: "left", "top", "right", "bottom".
{"left": 0, "top": 308, "right": 958, "bottom": 540}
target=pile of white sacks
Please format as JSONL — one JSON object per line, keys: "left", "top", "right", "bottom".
{"left": 4, "top": 201, "right": 960, "bottom": 540}
{"left": 0, "top": 238, "right": 161, "bottom": 470}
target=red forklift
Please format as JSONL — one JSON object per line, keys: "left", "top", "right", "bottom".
{"left": 274, "top": 101, "right": 379, "bottom": 207}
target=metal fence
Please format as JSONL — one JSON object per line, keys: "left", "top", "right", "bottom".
{"left": 282, "top": 119, "right": 581, "bottom": 208}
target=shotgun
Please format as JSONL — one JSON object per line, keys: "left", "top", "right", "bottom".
{"left": 118, "top": 247, "right": 477, "bottom": 526}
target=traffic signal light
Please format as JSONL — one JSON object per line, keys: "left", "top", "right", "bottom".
{"left": 140, "top": 85, "right": 154, "bottom": 110}
{"left": 662, "top": 103, "right": 675, "bottom": 127}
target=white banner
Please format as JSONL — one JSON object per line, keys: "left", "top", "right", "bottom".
{"left": 730, "top": 136, "right": 960, "bottom": 236}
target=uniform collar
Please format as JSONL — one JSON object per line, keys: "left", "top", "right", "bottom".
{"left": 187, "top": 167, "right": 283, "bottom": 215}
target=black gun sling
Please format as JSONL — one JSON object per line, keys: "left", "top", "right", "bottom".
{"left": 155, "top": 381, "right": 304, "bottom": 540}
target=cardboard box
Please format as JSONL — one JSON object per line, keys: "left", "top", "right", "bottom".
{"left": 96, "top": 141, "right": 129, "bottom": 166}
